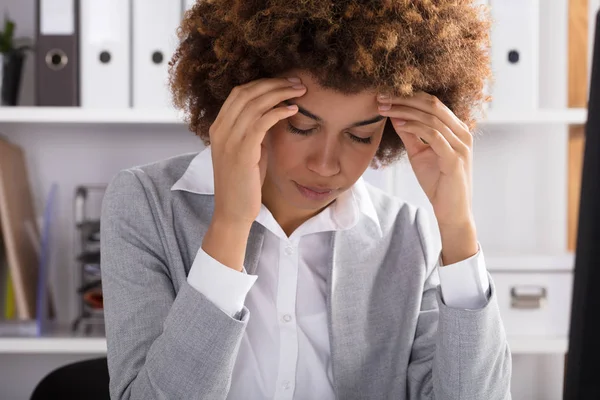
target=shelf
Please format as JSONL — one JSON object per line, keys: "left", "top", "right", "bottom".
{"left": 508, "top": 336, "right": 568, "bottom": 355}
{"left": 0, "top": 107, "right": 185, "bottom": 124}
{"left": 0, "top": 107, "right": 588, "bottom": 125}
{"left": 0, "top": 337, "right": 107, "bottom": 354}
{"left": 478, "top": 108, "right": 587, "bottom": 125}
{"left": 0, "top": 334, "right": 566, "bottom": 355}
{"left": 486, "top": 253, "right": 575, "bottom": 272}
{"left": 0, "top": 322, "right": 105, "bottom": 354}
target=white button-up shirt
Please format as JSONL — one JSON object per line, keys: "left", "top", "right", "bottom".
{"left": 171, "top": 147, "right": 490, "bottom": 400}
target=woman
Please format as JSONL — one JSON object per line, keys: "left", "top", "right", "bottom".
{"left": 101, "top": 1, "right": 511, "bottom": 399}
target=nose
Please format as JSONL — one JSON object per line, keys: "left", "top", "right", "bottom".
{"left": 306, "top": 135, "right": 341, "bottom": 177}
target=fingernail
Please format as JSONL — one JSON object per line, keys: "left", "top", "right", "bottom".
{"left": 287, "top": 77, "right": 302, "bottom": 83}
{"left": 378, "top": 103, "right": 392, "bottom": 111}
{"left": 378, "top": 93, "right": 391, "bottom": 100}
{"left": 394, "top": 119, "right": 406, "bottom": 126}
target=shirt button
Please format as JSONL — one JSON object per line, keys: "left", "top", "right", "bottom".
{"left": 284, "top": 246, "right": 294, "bottom": 256}
{"left": 282, "top": 314, "right": 293, "bottom": 323}
{"left": 282, "top": 380, "right": 291, "bottom": 390}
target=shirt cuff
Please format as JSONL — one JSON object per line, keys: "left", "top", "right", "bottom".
{"left": 437, "top": 243, "right": 491, "bottom": 310}
{"left": 187, "top": 246, "right": 258, "bottom": 318}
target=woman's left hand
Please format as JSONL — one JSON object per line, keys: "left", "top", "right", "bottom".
{"left": 377, "top": 91, "right": 478, "bottom": 264}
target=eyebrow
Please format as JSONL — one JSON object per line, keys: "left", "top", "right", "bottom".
{"left": 283, "top": 100, "right": 387, "bottom": 128}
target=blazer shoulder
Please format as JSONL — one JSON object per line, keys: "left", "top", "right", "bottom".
{"left": 107, "top": 152, "right": 197, "bottom": 195}
{"left": 103, "top": 152, "right": 200, "bottom": 221}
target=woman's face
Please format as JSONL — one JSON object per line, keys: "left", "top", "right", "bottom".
{"left": 262, "top": 69, "right": 387, "bottom": 216}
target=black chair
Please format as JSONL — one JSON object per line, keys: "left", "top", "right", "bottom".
{"left": 30, "top": 357, "right": 110, "bottom": 400}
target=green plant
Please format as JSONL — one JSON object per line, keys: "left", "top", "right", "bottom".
{"left": 0, "top": 14, "right": 32, "bottom": 54}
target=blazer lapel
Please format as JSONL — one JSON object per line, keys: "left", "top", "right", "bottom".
{"left": 327, "top": 224, "right": 384, "bottom": 399}
{"left": 244, "top": 221, "right": 265, "bottom": 275}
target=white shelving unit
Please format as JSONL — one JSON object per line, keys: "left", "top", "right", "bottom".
{"left": 0, "top": 0, "right": 586, "bottom": 399}
{"left": 0, "top": 112, "right": 579, "bottom": 358}
{"left": 0, "top": 107, "right": 588, "bottom": 125}
{"left": 0, "top": 337, "right": 107, "bottom": 355}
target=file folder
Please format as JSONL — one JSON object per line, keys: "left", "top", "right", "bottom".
{"left": 132, "top": 0, "right": 181, "bottom": 109}
{"left": 489, "top": 0, "right": 539, "bottom": 111}
{"left": 35, "top": 0, "right": 79, "bottom": 106}
{"left": 80, "top": 0, "right": 131, "bottom": 108}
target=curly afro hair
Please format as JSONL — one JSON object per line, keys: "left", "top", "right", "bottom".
{"left": 169, "top": 0, "right": 491, "bottom": 167}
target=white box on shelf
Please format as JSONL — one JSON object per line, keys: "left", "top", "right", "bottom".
{"left": 491, "top": 271, "right": 573, "bottom": 337}
{"left": 489, "top": 0, "right": 540, "bottom": 111}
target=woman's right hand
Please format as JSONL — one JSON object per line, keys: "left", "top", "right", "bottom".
{"left": 209, "top": 77, "right": 306, "bottom": 226}
{"left": 203, "top": 77, "right": 306, "bottom": 271}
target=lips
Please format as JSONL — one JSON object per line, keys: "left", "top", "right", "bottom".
{"left": 293, "top": 181, "right": 336, "bottom": 200}
{"left": 302, "top": 186, "right": 333, "bottom": 193}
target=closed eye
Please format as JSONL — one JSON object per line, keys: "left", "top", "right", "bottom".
{"left": 286, "top": 122, "right": 372, "bottom": 145}
{"left": 286, "top": 122, "right": 314, "bottom": 136}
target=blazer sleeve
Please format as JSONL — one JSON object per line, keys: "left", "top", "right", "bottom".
{"left": 101, "top": 170, "right": 247, "bottom": 400}
{"left": 406, "top": 208, "right": 513, "bottom": 400}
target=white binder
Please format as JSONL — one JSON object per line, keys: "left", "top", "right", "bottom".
{"left": 489, "top": 0, "right": 539, "bottom": 111}
{"left": 132, "top": 0, "right": 181, "bottom": 109}
{"left": 80, "top": 0, "right": 131, "bottom": 108}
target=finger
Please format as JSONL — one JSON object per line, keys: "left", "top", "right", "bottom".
{"left": 229, "top": 85, "right": 306, "bottom": 144}
{"left": 213, "top": 78, "right": 267, "bottom": 130}
{"left": 214, "top": 77, "right": 302, "bottom": 141}
{"left": 380, "top": 92, "right": 472, "bottom": 145}
{"left": 393, "top": 119, "right": 455, "bottom": 162}
{"left": 394, "top": 121, "right": 429, "bottom": 159}
{"left": 240, "top": 104, "right": 299, "bottom": 154}
{"left": 379, "top": 104, "right": 468, "bottom": 155}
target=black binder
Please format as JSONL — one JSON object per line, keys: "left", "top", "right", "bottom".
{"left": 35, "top": 0, "right": 79, "bottom": 106}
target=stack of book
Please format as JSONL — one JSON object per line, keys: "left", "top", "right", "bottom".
{"left": 0, "top": 135, "right": 56, "bottom": 336}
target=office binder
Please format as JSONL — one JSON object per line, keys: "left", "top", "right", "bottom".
{"left": 132, "top": 0, "right": 181, "bottom": 109}
{"left": 489, "top": 0, "right": 539, "bottom": 111}
{"left": 80, "top": 0, "right": 131, "bottom": 108}
{"left": 35, "top": 0, "right": 79, "bottom": 106}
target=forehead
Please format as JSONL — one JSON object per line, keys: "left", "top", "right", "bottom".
{"left": 283, "top": 70, "right": 379, "bottom": 123}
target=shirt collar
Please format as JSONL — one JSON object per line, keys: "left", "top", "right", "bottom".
{"left": 171, "top": 147, "right": 383, "bottom": 237}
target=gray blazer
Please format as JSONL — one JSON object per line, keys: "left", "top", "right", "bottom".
{"left": 101, "top": 152, "right": 512, "bottom": 400}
